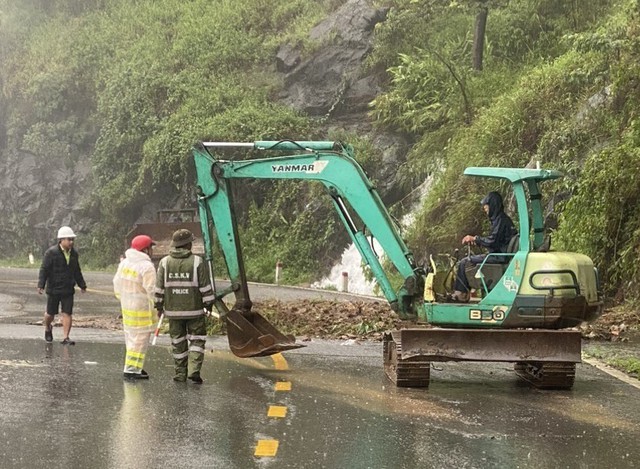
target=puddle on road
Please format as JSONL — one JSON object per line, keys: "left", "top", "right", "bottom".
{"left": 0, "top": 293, "right": 23, "bottom": 317}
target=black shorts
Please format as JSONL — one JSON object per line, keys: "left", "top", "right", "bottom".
{"left": 46, "top": 294, "right": 74, "bottom": 315}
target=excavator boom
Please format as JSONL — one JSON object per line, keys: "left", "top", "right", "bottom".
{"left": 193, "top": 140, "right": 422, "bottom": 357}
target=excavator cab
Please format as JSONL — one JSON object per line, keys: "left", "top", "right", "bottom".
{"left": 425, "top": 166, "right": 602, "bottom": 328}
{"left": 393, "top": 167, "right": 603, "bottom": 388}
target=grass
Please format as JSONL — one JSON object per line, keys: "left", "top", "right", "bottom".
{"left": 0, "top": 256, "right": 38, "bottom": 268}
{"left": 608, "top": 357, "right": 640, "bottom": 378}
{"left": 0, "top": 255, "right": 118, "bottom": 272}
{"left": 583, "top": 345, "right": 640, "bottom": 379}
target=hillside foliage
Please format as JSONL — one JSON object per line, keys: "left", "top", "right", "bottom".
{"left": 1, "top": 0, "right": 640, "bottom": 300}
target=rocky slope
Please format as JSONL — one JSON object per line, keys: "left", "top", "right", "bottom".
{"left": 0, "top": 0, "right": 408, "bottom": 256}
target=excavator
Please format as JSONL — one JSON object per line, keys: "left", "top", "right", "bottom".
{"left": 193, "top": 140, "right": 602, "bottom": 389}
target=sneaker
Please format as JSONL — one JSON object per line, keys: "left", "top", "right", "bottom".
{"left": 124, "top": 372, "right": 149, "bottom": 380}
{"left": 188, "top": 373, "right": 203, "bottom": 384}
{"left": 61, "top": 338, "right": 75, "bottom": 345}
{"left": 44, "top": 328, "right": 53, "bottom": 343}
{"left": 173, "top": 376, "right": 187, "bottom": 383}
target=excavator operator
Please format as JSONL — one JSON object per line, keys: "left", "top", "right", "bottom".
{"left": 452, "top": 191, "right": 518, "bottom": 302}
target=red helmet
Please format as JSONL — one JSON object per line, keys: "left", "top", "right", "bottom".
{"left": 131, "top": 235, "right": 156, "bottom": 251}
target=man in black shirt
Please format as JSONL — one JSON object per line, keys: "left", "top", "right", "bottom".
{"left": 37, "top": 226, "right": 87, "bottom": 344}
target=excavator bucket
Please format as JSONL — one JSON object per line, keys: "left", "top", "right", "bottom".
{"left": 224, "top": 309, "right": 305, "bottom": 358}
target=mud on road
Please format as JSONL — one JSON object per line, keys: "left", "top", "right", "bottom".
{"left": 69, "top": 299, "right": 640, "bottom": 344}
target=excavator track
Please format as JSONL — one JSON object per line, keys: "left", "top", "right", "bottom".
{"left": 383, "top": 328, "right": 581, "bottom": 389}
{"left": 383, "top": 332, "right": 431, "bottom": 387}
{"left": 514, "top": 362, "right": 576, "bottom": 389}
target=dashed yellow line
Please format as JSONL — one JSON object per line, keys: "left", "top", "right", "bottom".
{"left": 254, "top": 354, "right": 293, "bottom": 459}
{"left": 275, "top": 381, "right": 292, "bottom": 391}
{"left": 254, "top": 440, "right": 279, "bottom": 457}
{"left": 267, "top": 405, "right": 287, "bottom": 418}
{"left": 270, "top": 353, "right": 289, "bottom": 370}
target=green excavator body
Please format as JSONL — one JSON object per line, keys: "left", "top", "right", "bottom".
{"left": 193, "top": 140, "right": 602, "bottom": 388}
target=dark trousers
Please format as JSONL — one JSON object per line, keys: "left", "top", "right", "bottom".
{"left": 169, "top": 316, "right": 207, "bottom": 379}
{"left": 454, "top": 254, "right": 487, "bottom": 293}
{"left": 454, "top": 253, "right": 509, "bottom": 292}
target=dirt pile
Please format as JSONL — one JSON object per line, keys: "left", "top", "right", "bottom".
{"left": 254, "top": 299, "right": 416, "bottom": 341}
{"left": 72, "top": 299, "right": 413, "bottom": 340}
{"left": 581, "top": 306, "right": 640, "bottom": 342}
{"left": 72, "top": 300, "right": 640, "bottom": 343}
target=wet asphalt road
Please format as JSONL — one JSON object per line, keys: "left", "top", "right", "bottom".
{"left": 1, "top": 268, "right": 640, "bottom": 468}
{"left": 0, "top": 267, "right": 379, "bottom": 324}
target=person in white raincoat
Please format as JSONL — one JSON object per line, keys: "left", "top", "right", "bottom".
{"left": 114, "top": 235, "right": 157, "bottom": 380}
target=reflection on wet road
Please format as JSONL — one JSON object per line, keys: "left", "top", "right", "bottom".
{"left": 0, "top": 267, "right": 378, "bottom": 324}
{"left": 1, "top": 337, "right": 639, "bottom": 468}
{"left": 1, "top": 267, "right": 639, "bottom": 467}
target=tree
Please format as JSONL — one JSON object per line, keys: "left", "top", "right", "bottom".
{"left": 472, "top": 1, "right": 489, "bottom": 70}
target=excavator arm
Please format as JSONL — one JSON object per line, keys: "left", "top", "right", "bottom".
{"left": 193, "top": 140, "right": 424, "bottom": 357}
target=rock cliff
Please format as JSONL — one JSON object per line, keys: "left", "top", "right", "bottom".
{"left": 0, "top": 0, "right": 407, "bottom": 257}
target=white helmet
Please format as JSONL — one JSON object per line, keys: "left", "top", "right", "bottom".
{"left": 57, "top": 226, "right": 76, "bottom": 239}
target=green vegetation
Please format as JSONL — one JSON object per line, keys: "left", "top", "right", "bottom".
{"left": 0, "top": 256, "right": 38, "bottom": 269}
{"left": 0, "top": 0, "right": 340, "bottom": 276}
{"left": 610, "top": 357, "right": 640, "bottom": 377}
{"left": 370, "top": 0, "right": 639, "bottom": 302}
{"left": 204, "top": 316, "right": 225, "bottom": 337}
{"left": 584, "top": 346, "right": 640, "bottom": 378}
{"left": 2, "top": 0, "right": 640, "bottom": 302}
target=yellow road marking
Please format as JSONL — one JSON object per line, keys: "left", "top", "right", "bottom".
{"left": 275, "top": 381, "right": 292, "bottom": 391}
{"left": 267, "top": 405, "right": 287, "bottom": 418}
{"left": 270, "top": 353, "right": 288, "bottom": 370}
{"left": 254, "top": 439, "right": 279, "bottom": 457}
{"left": 255, "top": 356, "right": 292, "bottom": 458}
